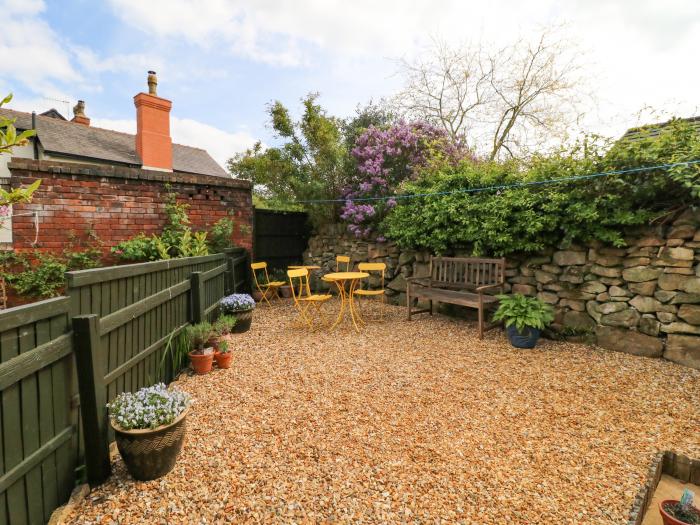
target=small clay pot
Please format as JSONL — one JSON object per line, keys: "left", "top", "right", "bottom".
{"left": 189, "top": 349, "right": 214, "bottom": 375}
{"left": 279, "top": 285, "right": 292, "bottom": 298}
{"left": 252, "top": 290, "right": 264, "bottom": 302}
{"left": 215, "top": 351, "right": 233, "bottom": 369}
{"left": 659, "top": 500, "right": 700, "bottom": 525}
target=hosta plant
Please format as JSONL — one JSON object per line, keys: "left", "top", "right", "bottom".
{"left": 107, "top": 383, "right": 191, "bottom": 431}
{"left": 493, "top": 294, "right": 554, "bottom": 333}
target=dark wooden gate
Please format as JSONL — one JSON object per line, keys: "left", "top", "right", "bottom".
{"left": 253, "top": 209, "right": 310, "bottom": 269}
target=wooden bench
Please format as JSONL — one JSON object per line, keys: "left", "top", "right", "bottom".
{"left": 406, "top": 256, "right": 506, "bottom": 338}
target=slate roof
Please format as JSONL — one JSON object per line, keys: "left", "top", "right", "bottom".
{"left": 621, "top": 116, "right": 700, "bottom": 142}
{"left": 0, "top": 107, "right": 229, "bottom": 178}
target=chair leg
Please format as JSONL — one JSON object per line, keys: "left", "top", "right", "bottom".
{"left": 406, "top": 285, "right": 411, "bottom": 320}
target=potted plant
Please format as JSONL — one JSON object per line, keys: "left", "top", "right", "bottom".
{"left": 271, "top": 269, "right": 292, "bottom": 298}
{"left": 186, "top": 322, "right": 214, "bottom": 374}
{"left": 107, "top": 383, "right": 191, "bottom": 481}
{"left": 660, "top": 490, "right": 699, "bottom": 525}
{"left": 213, "top": 314, "right": 237, "bottom": 339}
{"left": 220, "top": 294, "right": 256, "bottom": 333}
{"left": 215, "top": 339, "right": 233, "bottom": 369}
{"left": 493, "top": 293, "right": 554, "bottom": 349}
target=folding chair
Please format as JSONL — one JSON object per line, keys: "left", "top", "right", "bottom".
{"left": 322, "top": 255, "right": 351, "bottom": 292}
{"left": 287, "top": 268, "right": 332, "bottom": 329}
{"left": 355, "top": 262, "right": 387, "bottom": 320}
{"left": 251, "top": 261, "right": 285, "bottom": 306}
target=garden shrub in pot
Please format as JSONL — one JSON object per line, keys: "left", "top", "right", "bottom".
{"left": 107, "top": 384, "right": 191, "bottom": 481}
{"left": 493, "top": 293, "right": 554, "bottom": 348}
{"left": 220, "top": 294, "right": 256, "bottom": 333}
{"left": 659, "top": 489, "right": 700, "bottom": 525}
{"left": 214, "top": 339, "right": 233, "bottom": 369}
{"left": 186, "top": 322, "right": 214, "bottom": 374}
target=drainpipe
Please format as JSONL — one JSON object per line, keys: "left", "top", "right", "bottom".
{"left": 31, "top": 111, "right": 39, "bottom": 160}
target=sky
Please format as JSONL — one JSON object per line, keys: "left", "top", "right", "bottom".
{"left": 1, "top": 0, "right": 699, "bottom": 168}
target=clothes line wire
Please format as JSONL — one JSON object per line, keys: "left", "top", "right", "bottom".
{"left": 295, "top": 159, "right": 700, "bottom": 204}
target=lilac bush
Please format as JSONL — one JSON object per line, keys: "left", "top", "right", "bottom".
{"left": 341, "top": 122, "right": 471, "bottom": 239}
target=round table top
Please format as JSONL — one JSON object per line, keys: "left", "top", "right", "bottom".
{"left": 288, "top": 265, "right": 321, "bottom": 270}
{"left": 324, "top": 271, "right": 369, "bottom": 281}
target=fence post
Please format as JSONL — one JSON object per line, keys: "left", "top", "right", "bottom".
{"left": 191, "top": 271, "right": 205, "bottom": 323}
{"left": 225, "top": 255, "right": 235, "bottom": 294}
{"left": 72, "top": 314, "right": 111, "bottom": 486}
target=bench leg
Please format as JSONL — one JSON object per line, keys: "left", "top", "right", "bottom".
{"left": 429, "top": 299, "right": 433, "bottom": 315}
{"left": 406, "top": 285, "right": 411, "bottom": 320}
{"left": 478, "top": 296, "right": 484, "bottom": 339}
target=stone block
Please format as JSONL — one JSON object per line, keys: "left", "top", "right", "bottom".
{"left": 512, "top": 284, "right": 536, "bottom": 296}
{"left": 398, "top": 251, "right": 415, "bottom": 266}
{"left": 597, "top": 302, "right": 628, "bottom": 314}
{"left": 596, "top": 292, "right": 610, "bottom": 302}
{"left": 541, "top": 264, "right": 562, "bottom": 274}
{"left": 623, "top": 257, "right": 651, "bottom": 268}
{"left": 634, "top": 236, "right": 665, "bottom": 247}
{"left": 560, "top": 266, "right": 585, "bottom": 283}
{"left": 678, "top": 304, "right": 700, "bottom": 325}
{"left": 657, "top": 312, "right": 678, "bottom": 324}
{"left": 654, "top": 290, "right": 677, "bottom": 303}
{"left": 658, "top": 273, "right": 690, "bottom": 291}
{"left": 639, "top": 315, "right": 661, "bottom": 337}
{"left": 664, "top": 334, "right": 700, "bottom": 369}
{"left": 660, "top": 322, "right": 700, "bottom": 335}
{"left": 628, "top": 281, "right": 657, "bottom": 296}
{"left": 667, "top": 224, "right": 696, "bottom": 240}
{"left": 663, "top": 267, "right": 695, "bottom": 275}
{"left": 580, "top": 281, "right": 607, "bottom": 294}
{"left": 563, "top": 310, "right": 595, "bottom": 331}
{"left": 629, "top": 295, "right": 676, "bottom": 314}
{"left": 670, "top": 293, "right": 700, "bottom": 304}
{"left": 608, "top": 285, "right": 631, "bottom": 297}
{"left": 586, "top": 301, "right": 602, "bottom": 322}
{"left": 552, "top": 250, "right": 586, "bottom": 266}
{"left": 590, "top": 264, "right": 622, "bottom": 278}
{"left": 595, "top": 325, "right": 663, "bottom": 357}
{"left": 534, "top": 270, "right": 557, "bottom": 284}
{"left": 387, "top": 273, "right": 406, "bottom": 292}
{"left": 537, "top": 291, "right": 559, "bottom": 305}
{"left": 594, "top": 255, "right": 623, "bottom": 267}
{"left": 622, "top": 266, "right": 662, "bottom": 282}
{"left": 600, "top": 308, "right": 640, "bottom": 328}
{"left": 560, "top": 299, "right": 585, "bottom": 311}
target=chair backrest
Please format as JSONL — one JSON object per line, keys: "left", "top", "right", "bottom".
{"left": 429, "top": 256, "right": 505, "bottom": 290}
{"left": 335, "top": 255, "right": 351, "bottom": 272}
{"left": 251, "top": 261, "right": 270, "bottom": 287}
{"left": 357, "top": 262, "right": 386, "bottom": 290}
{"left": 287, "top": 268, "right": 310, "bottom": 301}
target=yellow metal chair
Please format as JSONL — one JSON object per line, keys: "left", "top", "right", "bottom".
{"left": 251, "top": 262, "right": 285, "bottom": 306}
{"left": 354, "top": 262, "right": 387, "bottom": 320}
{"left": 287, "top": 268, "right": 332, "bottom": 329}
{"left": 322, "top": 255, "right": 351, "bottom": 292}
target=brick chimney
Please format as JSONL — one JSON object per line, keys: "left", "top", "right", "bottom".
{"left": 71, "top": 100, "right": 90, "bottom": 126}
{"left": 134, "top": 71, "right": 173, "bottom": 171}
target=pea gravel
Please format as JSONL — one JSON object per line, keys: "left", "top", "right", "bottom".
{"left": 66, "top": 301, "right": 700, "bottom": 524}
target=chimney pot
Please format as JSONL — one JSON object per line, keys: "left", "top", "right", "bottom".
{"left": 71, "top": 100, "right": 90, "bottom": 126}
{"left": 147, "top": 71, "right": 158, "bottom": 96}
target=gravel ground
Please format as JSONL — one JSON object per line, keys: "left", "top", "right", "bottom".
{"left": 67, "top": 301, "right": 700, "bottom": 524}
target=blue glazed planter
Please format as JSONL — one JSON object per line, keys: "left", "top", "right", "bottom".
{"left": 506, "top": 325, "right": 541, "bottom": 349}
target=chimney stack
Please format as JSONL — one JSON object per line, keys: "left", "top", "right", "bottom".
{"left": 134, "top": 71, "right": 173, "bottom": 171}
{"left": 71, "top": 100, "right": 90, "bottom": 126}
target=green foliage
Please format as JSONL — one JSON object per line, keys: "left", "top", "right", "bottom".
{"left": 385, "top": 121, "right": 700, "bottom": 255}
{"left": 8, "top": 252, "right": 67, "bottom": 298}
{"left": 159, "top": 330, "right": 191, "bottom": 378}
{"left": 185, "top": 322, "right": 213, "bottom": 351}
{"left": 208, "top": 217, "right": 236, "bottom": 253}
{"left": 218, "top": 339, "right": 230, "bottom": 354}
{"left": 228, "top": 93, "right": 348, "bottom": 227}
{"left": 0, "top": 93, "right": 36, "bottom": 156}
{"left": 213, "top": 315, "right": 237, "bottom": 337}
{"left": 493, "top": 294, "right": 554, "bottom": 332}
{"left": 112, "top": 188, "right": 210, "bottom": 262}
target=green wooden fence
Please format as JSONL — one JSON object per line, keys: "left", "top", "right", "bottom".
{"left": 0, "top": 298, "right": 75, "bottom": 525}
{"left": 0, "top": 248, "right": 250, "bottom": 522}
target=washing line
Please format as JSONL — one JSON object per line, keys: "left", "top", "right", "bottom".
{"left": 296, "top": 159, "right": 700, "bottom": 204}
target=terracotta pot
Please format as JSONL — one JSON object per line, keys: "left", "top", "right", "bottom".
{"left": 189, "top": 349, "right": 214, "bottom": 374}
{"left": 215, "top": 351, "right": 233, "bottom": 369}
{"left": 280, "top": 285, "right": 292, "bottom": 298}
{"left": 231, "top": 308, "right": 254, "bottom": 333}
{"left": 659, "top": 500, "right": 700, "bottom": 525}
{"left": 252, "top": 290, "right": 263, "bottom": 302}
{"left": 207, "top": 337, "right": 219, "bottom": 352}
{"left": 112, "top": 408, "right": 188, "bottom": 481}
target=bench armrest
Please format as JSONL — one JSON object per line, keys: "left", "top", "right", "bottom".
{"left": 476, "top": 283, "right": 503, "bottom": 293}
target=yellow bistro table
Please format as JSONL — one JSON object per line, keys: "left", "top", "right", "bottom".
{"left": 323, "top": 271, "right": 369, "bottom": 332}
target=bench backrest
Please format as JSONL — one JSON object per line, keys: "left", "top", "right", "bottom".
{"left": 429, "top": 256, "right": 505, "bottom": 290}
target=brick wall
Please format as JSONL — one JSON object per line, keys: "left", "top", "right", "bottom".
{"left": 7, "top": 159, "right": 253, "bottom": 253}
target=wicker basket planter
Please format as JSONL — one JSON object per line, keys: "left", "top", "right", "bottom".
{"left": 231, "top": 308, "right": 254, "bottom": 333}
{"left": 112, "top": 408, "right": 189, "bottom": 481}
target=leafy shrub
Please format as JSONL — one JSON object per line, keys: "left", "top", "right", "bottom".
{"left": 493, "top": 294, "right": 554, "bottom": 332}
{"left": 8, "top": 252, "right": 67, "bottom": 298}
{"left": 213, "top": 315, "right": 237, "bottom": 336}
{"left": 208, "top": 217, "right": 237, "bottom": 253}
{"left": 185, "top": 322, "right": 213, "bottom": 351}
{"left": 107, "top": 383, "right": 190, "bottom": 430}
{"left": 112, "top": 233, "right": 159, "bottom": 262}
{"left": 384, "top": 121, "right": 700, "bottom": 255}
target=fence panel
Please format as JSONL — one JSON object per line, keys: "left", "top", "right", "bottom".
{"left": 253, "top": 209, "right": 310, "bottom": 269}
{"left": 0, "top": 297, "right": 75, "bottom": 524}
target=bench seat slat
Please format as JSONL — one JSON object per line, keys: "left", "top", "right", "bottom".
{"left": 410, "top": 287, "right": 499, "bottom": 307}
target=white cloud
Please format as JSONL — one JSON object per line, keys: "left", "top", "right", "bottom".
{"left": 91, "top": 116, "right": 257, "bottom": 168}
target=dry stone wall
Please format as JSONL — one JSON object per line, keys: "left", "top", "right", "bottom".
{"left": 304, "top": 209, "right": 700, "bottom": 370}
